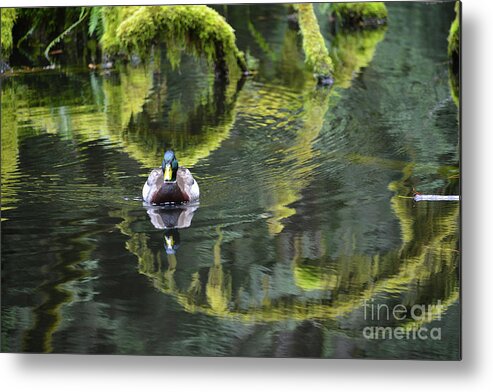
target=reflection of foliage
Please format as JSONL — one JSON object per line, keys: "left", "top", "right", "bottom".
{"left": 275, "top": 28, "right": 309, "bottom": 88}
{"left": 0, "top": 81, "right": 21, "bottom": 215}
{"left": 206, "top": 228, "right": 232, "bottom": 313}
{"left": 293, "top": 235, "right": 338, "bottom": 291}
{"left": 22, "top": 239, "right": 94, "bottom": 353}
{"left": 294, "top": 4, "right": 334, "bottom": 80}
{"left": 116, "top": 177, "right": 459, "bottom": 324}
{"left": 265, "top": 87, "right": 331, "bottom": 235}
{"left": 3, "top": 62, "right": 243, "bottom": 171}
{"left": 3, "top": 65, "right": 154, "bottom": 154}
{"left": 102, "top": 66, "right": 153, "bottom": 131}
{"left": 113, "top": 155, "right": 458, "bottom": 326}
{"left": 331, "top": 28, "right": 386, "bottom": 88}
{"left": 106, "top": 6, "right": 247, "bottom": 74}
{"left": 1, "top": 8, "right": 17, "bottom": 55}
{"left": 122, "top": 73, "right": 244, "bottom": 169}
{"left": 293, "top": 264, "right": 336, "bottom": 291}
{"left": 258, "top": 25, "right": 386, "bottom": 233}
{"left": 1, "top": 129, "right": 102, "bottom": 352}
{"left": 247, "top": 20, "right": 276, "bottom": 62}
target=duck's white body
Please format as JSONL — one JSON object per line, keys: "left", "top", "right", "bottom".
{"left": 142, "top": 167, "right": 199, "bottom": 204}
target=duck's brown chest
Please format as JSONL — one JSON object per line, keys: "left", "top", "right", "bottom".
{"left": 151, "top": 182, "right": 190, "bottom": 204}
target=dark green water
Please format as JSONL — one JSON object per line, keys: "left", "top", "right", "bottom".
{"left": 1, "top": 3, "right": 460, "bottom": 359}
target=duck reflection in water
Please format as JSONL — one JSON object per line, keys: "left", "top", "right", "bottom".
{"left": 145, "top": 204, "right": 198, "bottom": 255}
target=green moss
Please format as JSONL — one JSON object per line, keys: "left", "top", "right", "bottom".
{"left": 100, "top": 6, "right": 137, "bottom": 55}
{"left": 295, "top": 3, "right": 334, "bottom": 82}
{"left": 1, "top": 8, "right": 17, "bottom": 56}
{"left": 105, "top": 5, "right": 247, "bottom": 74}
{"left": 448, "top": 2, "right": 460, "bottom": 58}
{"left": 449, "top": 70, "right": 459, "bottom": 108}
{"left": 448, "top": 2, "right": 460, "bottom": 107}
{"left": 331, "top": 2, "right": 387, "bottom": 28}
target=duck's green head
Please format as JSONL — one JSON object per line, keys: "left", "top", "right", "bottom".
{"left": 162, "top": 150, "right": 179, "bottom": 182}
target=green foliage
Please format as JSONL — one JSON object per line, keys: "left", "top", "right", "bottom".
{"left": 10, "top": 8, "right": 63, "bottom": 61}
{"left": 1, "top": 8, "right": 17, "bottom": 56}
{"left": 88, "top": 7, "right": 104, "bottom": 39}
{"left": 331, "top": 2, "right": 387, "bottom": 28}
{"left": 100, "top": 6, "right": 136, "bottom": 55}
{"left": 101, "top": 5, "right": 246, "bottom": 74}
{"left": 295, "top": 4, "right": 334, "bottom": 78}
{"left": 4, "top": 5, "right": 248, "bottom": 76}
{"left": 44, "top": 7, "right": 88, "bottom": 61}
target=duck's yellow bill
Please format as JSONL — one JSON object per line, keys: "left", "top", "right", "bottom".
{"left": 164, "top": 164, "right": 172, "bottom": 181}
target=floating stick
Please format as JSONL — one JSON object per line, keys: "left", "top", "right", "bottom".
{"left": 414, "top": 195, "right": 460, "bottom": 202}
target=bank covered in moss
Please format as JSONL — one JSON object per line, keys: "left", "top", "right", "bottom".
{"left": 102, "top": 6, "right": 247, "bottom": 76}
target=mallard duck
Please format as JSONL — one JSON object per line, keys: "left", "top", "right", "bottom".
{"left": 142, "top": 150, "right": 200, "bottom": 204}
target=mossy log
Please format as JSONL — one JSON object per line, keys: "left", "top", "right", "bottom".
{"left": 331, "top": 2, "right": 387, "bottom": 29}
{"left": 1, "top": 8, "right": 17, "bottom": 58}
{"left": 295, "top": 4, "right": 334, "bottom": 85}
{"left": 102, "top": 5, "right": 247, "bottom": 77}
